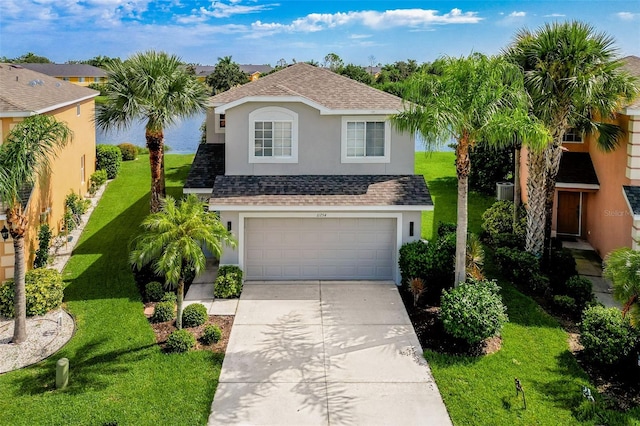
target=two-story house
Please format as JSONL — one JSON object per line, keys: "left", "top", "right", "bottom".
{"left": 18, "top": 63, "right": 107, "bottom": 87}
{"left": 519, "top": 55, "right": 640, "bottom": 257}
{"left": 0, "top": 64, "right": 98, "bottom": 282}
{"left": 184, "top": 63, "right": 432, "bottom": 283}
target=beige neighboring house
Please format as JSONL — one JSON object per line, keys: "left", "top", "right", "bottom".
{"left": 519, "top": 55, "right": 640, "bottom": 258}
{"left": 18, "top": 63, "right": 107, "bottom": 87}
{"left": 184, "top": 63, "right": 432, "bottom": 283}
{"left": 0, "top": 63, "right": 98, "bottom": 282}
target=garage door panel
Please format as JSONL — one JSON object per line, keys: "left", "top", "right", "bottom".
{"left": 245, "top": 218, "right": 395, "bottom": 280}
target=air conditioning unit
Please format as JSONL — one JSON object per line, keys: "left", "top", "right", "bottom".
{"left": 496, "top": 182, "right": 514, "bottom": 201}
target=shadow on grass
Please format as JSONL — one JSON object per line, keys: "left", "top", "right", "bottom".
{"left": 165, "top": 162, "right": 193, "bottom": 187}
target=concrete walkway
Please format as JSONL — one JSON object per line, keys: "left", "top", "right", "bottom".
{"left": 184, "top": 260, "right": 238, "bottom": 315}
{"left": 208, "top": 281, "right": 452, "bottom": 426}
{"left": 568, "top": 248, "right": 621, "bottom": 309}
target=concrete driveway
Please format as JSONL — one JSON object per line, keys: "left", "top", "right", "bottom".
{"left": 208, "top": 281, "right": 452, "bottom": 426}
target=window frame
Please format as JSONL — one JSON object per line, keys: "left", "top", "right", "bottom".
{"left": 341, "top": 116, "right": 391, "bottom": 163}
{"left": 248, "top": 107, "right": 298, "bottom": 164}
{"left": 562, "top": 128, "right": 583, "bottom": 144}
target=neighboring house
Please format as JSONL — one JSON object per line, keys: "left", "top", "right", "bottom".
{"left": 194, "top": 64, "right": 274, "bottom": 82}
{"left": 0, "top": 63, "right": 98, "bottom": 282}
{"left": 18, "top": 63, "right": 107, "bottom": 86}
{"left": 184, "top": 63, "right": 432, "bottom": 283}
{"left": 519, "top": 55, "right": 640, "bottom": 257}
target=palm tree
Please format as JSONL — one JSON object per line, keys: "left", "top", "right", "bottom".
{"left": 505, "top": 21, "right": 638, "bottom": 256}
{"left": 0, "top": 115, "right": 71, "bottom": 343}
{"left": 604, "top": 248, "right": 640, "bottom": 325}
{"left": 393, "top": 54, "right": 548, "bottom": 285}
{"left": 96, "top": 50, "right": 209, "bottom": 213}
{"left": 129, "top": 195, "right": 236, "bottom": 329}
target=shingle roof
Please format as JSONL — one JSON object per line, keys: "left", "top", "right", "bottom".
{"left": 18, "top": 63, "right": 107, "bottom": 78}
{"left": 184, "top": 144, "right": 225, "bottom": 190}
{"left": 209, "top": 175, "right": 432, "bottom": 207}
{"left": 621, "top": 56, "right": 640, "bottom": 109}
{"left": 209, "top": 63, "right": 404, "bottom": 112}
{"left": 623, "top": 186, "right": 640, "bottom": 216}
{"left": 239, "top": 64, "right": 273, "bottom": 75}
{"left": 0, "top": 64, "right": 98, "bottom": 115}
{"left": 556, "top": 152, "right": 599, "bottom": 186}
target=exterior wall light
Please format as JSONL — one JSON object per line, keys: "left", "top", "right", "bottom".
{"left": 1, "top": 225, "right": 9, "bottom": 241}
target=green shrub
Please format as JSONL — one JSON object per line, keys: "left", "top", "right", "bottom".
{"left": 65, "top": 191, "right": 90, "bottom": 217}
{"left": 481, "top": 201, "right": 526, "bottom": 243}
{"left": 529, "top": 273, "right": 550, "bottom": 295}
{"left": 564, "top": 276, "right": 594, "bottom": 310}
{"left": 398, "top": 240, "right": 430, "bottom": 286}
{"left": 494, "top": 247, "right": 540, "bottom": 283}
{"left": 135, "top": 145, "right": 149, "bottom": 155}
{"left": 96, "top": 144, "right": 122, "bottom": 179}
{"left": 33, "top": 224, "right": 52, "bottom": 269}
{"left": 182, "top": 303, "right": 208, "bottom": 327}
{"left": 491, "top": 232, "right": 525, "bottom": 250}
{"left": 546, "top": 248, "right": 577, "bottom": 291}
{"left": 161, "top": 292, "right": 177, "bottom": 304}
{"left": 580, "top": 306, "right": 638, "bottom": 365}
{"left": 117, "top": 143, "right": 137, "bottom": 161}
{"left": 201, "top": 324, "right": 222, "bottom": 345}
{"left": 151, "top": 301, "right": 175, "bottom": 323}
{"left": 214, "top": 265, "right": 244, "bottom": 298}
{"left": 165, "top": 329, "right": 195, "bottom": 353}
{"left": 469, "top": 144, "right": 513, "bottom": 195}
{"left": 436, "top": 222, "right": 456, "bottom": 237}
{"left": 0, "top": 268, "right": 64, "bottom": 317}
{"left": 398, "top": 232, "right": 456, "bottom": 297}
{"left": 440, "top": 278, "right": 508, "bottom": 345}
{"left": 553, "top": 295, "right": 577, "bottom": 312}
{"left": 145, "top": 281, "right": 164, "bottom": 302}
{"left": 90, "top": 169, "right": 108, "bottom": 187}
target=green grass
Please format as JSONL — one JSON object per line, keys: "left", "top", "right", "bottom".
{"left": 0, "top": 155, "right": 224, "bottom": 426}
{"left": 416, "top": 152, "right": 640, "bottom": 425}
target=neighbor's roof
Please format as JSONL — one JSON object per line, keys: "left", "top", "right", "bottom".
{"left": 18, "top": 63, "right": 107, "bottom": 78}
{"left": 0, "top": 64, "right": 98, "bottom": 117}
{"left": 209, "top": 175, "right": 432, "bottom": 211}
{"left": 194, "top": 64, "right": 273, "bottom": 78}
{"left": 621, "top": 55, "right": 640, "bottom": 110}
{"left": 209, "top": 63, "right": 405, "bottom": 114}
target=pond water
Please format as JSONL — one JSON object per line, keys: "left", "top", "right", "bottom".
{"left": 96, "top": 113, "right": 451, "bottom": 154}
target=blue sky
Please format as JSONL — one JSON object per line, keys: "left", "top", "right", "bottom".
{"left": 1, "top": 1, "right": 639, "bottom": 66}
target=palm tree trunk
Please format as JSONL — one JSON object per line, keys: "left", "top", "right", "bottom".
{"left": 176, "top": 278, "right": 184, "bottom": 329}
{"left": 11, "top": 235, "right": 27, "bottom": 343}
{"left": 525, "top": 149, "right": 546, "bottom": 256}
{"left": 146, "top": 129, "right": 166, "bottom": 213}
{"left": 513, "top": 146, "right": 521, "bottom": 228}
{"left": 543, "top": 140, "right": 564, "bottom": 259}
{"left": 454, "top": 138, "right": 470, "bottom": 286}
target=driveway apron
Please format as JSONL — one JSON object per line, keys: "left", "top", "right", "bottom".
{"left": 208, "top": 281, "right": 452, "bottom": 426}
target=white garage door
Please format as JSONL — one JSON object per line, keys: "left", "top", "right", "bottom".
{"left": 245, "top": 217, "right": 396, "bottom": 280}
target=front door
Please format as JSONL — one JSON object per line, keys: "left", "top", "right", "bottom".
{"left": 557, "top": 192, "right": 581, "bottom": 235}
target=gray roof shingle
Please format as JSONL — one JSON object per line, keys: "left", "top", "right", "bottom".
{"left": 623, "top": 186, "right": 640, "bottom": 216}
{"left": 209, "top": 175, "right": 432, "bottom": 207}
{"left": 556, "top": 152, "right": 599, "bottom": 186}
{"left": 209, "top": 63, "right": 404, "bottom": 112}
{"left": 184, "top": 144, "right": 225, "bottom": 190}
{"left": 18, "top": 63, "right": 107, "bottom": 78}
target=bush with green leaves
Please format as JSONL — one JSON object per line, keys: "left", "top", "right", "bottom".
{"left": 440, "top": 278, "right": 508, "bottom": 345}
{"left": 0, "top": 268, "right": 64, "bottom": 317}
{"left": 214, "top": 265, "right": 244, "bottom": 298}
{"left": 90, "top": 169, "right": 108, "bottom": 187}
{"left": 165, "top": 329, "right": 196, "bottom": 353}
{"left": 161, "top": 292, "right": 177, "bottom": 304}
{"left": 96, "top": 144, "right": 122, "bottom": 179}
{"left": 117, "top": 143, "right": 137, "bottom": 161}
{"left": 469, "top": 144, "right": 513, "bottom": 195}
{"left": 546, "top": 248, "right": 577, "bottom": 291}
{"left": 481, "top": 201, "right": 526, "bottom": 243}
{"left": 145, "top": 281, "right": 164, "bottom": 302}
{"left": 34, "top": 224, "right": 53, "bottom": 269}
{"left": 553, "top": 295, "right": 577, "bottom": 313}
{"left": 182, "top": 303, "right": 208, "bottom": 327}
{"left": 151, "top": 301, "right": 175, "bottom": 323}
{"left": 580, "top": 306, "right": 638, "bottom": 365}
{"left": 494, "top": 247, "right": 540, "bottom": 283}
{"left": 201, "top": 324, "right": 222, "bottom": 345}
{"left": 564, "top": 276, "right": 594, "bottom": 311}
{"left": 436, "top": 222, "right": 456, "bottom": 237}
{"left": 398, "top": 240, "right": 430, "bottom": 286}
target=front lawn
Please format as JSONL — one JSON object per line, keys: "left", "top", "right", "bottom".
{"left": 0, "top": 155, "right": 223, "bottom": 425}
{"left": 416, "top": 151, "right": 638, "bottom": 425}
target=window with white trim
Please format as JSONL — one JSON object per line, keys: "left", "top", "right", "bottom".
{"left": 80, "top": 155, "right": 86, "bottom": 184}
{"left": 341, "top": 117, "right": 390, "bottom": 163}
{"left": 563, "top": 128, "right": 583, "bottom": 143}
{"left": 249, "top": 107, "right": 298, "bottom": 163}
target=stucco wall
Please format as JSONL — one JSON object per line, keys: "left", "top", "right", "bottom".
{"left": 0, "top": 98, "right": 96, "bottom": 282}
{"left": 218, "top": 102, "right": 415, "bottom": 175}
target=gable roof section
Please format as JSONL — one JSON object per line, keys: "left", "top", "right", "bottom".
{"left": 183, "top": 144, "right": 225, "bottom": 193}
{"left": 556, "top": 152, "right": 599, "bottom": 189}
{"left": 210, "top": 63, "right": 404, "bottom": 115}
{"left": 209, "top": 175, "right": 432, "bottom": 211}
{"left": 0, "top": 64, "right": 98, "bottom": 117}
{"left": 18, "top": 63, "right": 107, "bottom": 78}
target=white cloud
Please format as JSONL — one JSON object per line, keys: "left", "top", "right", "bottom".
{"left": 182, "top": 0, "right": 278, "bottom": 20}
{"left": 616, "top": 12, "right": 638, "bottom": 20}
{"left": 543, "top": 13, "right": 566, "bottom": 17}
{"left": 349, "top": 34, "right": 372, "bottom": 40}
{"left": 250, "top": 8, "right": 482, "bottom": 36}
{"left": 508, "top": 11, "right": 526, "bottom": 17}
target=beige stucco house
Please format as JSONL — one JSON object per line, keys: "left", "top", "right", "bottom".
{"left": 18, "top": 63, "right": 107, "bottom": 87}
{"left": 519, "top": 55, "right": 640, "bottom": 258}
{"left": 184, "top": 63, "right": 432, "bottom": 283}
{"left": 0, "top": 63, "right": 98, "bottom": 282}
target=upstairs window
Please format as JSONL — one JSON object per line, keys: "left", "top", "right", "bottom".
{"left": 563, "top": 128, "right": 583, "bottom": 143}
{"left": 341, "top": 117, "right": 390, "bottom": 163}
{"left": 249, "top": 107, "right": 298, "bottom": 163}
{"left": 220, "top": 114, "right": 226, "bottom": 128}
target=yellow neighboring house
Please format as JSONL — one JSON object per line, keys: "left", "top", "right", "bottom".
{"left": 18, "top": 63, "right": 107, "bottom": 87}
{"left": 0, "top": 63, "right": 98, "bottom": 282}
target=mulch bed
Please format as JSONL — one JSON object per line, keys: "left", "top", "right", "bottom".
{"left": 144, "top": 302, "right": 233, "bottom": 353}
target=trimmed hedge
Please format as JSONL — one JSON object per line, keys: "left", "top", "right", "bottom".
{"left": 182, "top": 303, "right": 208, "bottom": 328}
{"left": 117, "top": 143, "right": 137, "bottom": 161}
{"left": 482, "top": 201, "right": 525, "bottom": 241}
{"left": 151, "top": 301, "right": 175, "bottom": 323}
{"left": 145, "top": 281, "right": 164, "bottom": 302}
{"left": 166, "top": 329, "right": 195, "bottom": 353}
{"left": 201, "top": 324, "right": 222, "bottom": 345}
{"left": 96, "top": 144, "right": 122, "bottom": 179}
{"left": 0, "top": 268, "right": 64, "bottom": 317}
{"left": 214, "top": 265, "right": 244, "bottom": 298}
{"left": 161, "top": 292, "right": 177, "bottom": 304}
{"left": 564, "top": 275, "right": 594, "bottom": 311}
{"left": 580, "top": 306, "right": 638, "bottom": 365}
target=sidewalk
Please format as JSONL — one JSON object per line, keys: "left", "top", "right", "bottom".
{"left": 184, "top": 259, "right": 238, "bottom": 315}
